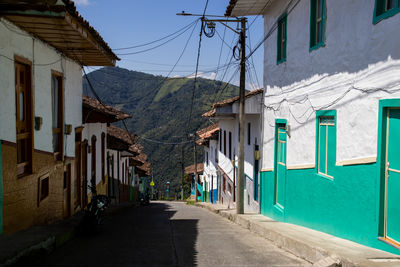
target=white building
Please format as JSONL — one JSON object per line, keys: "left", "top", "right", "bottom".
{"left": 0, "top": 0, "right": 117, "bottom": 233}
{"left": 226, "top": 0, "right": 400, "bottom": 255}
{"left": 81, "top": 96, "right": 131, "bottom": 206}
{"left": 197, "top": 124, "right": 220, "bottom": 203}
{"left": 203, "top": 89, "right": 263, "bottom": 212}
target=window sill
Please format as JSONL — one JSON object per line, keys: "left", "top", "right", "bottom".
{"left": 373, "top": 7, "right": 400, "bottom": 25}
{"left": 309, "top": 42, "right": 325, "bottom": 52}
{"left": 316, "top": 172, "right": 334, "bottom": 180}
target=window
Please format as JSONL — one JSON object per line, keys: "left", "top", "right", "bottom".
{"left": 229, "top": 132, "right": 232, "bottom": 160}
{"left": 247, "top": 123, "right": 251, "bottom": 146}
{"left": 101, "top": 132, "right": 105, "bottom": 183}
{"left": 224, "top": 130, "right": 227, "bottom": 156}
{"left": 219, "top": 130, "right": 222, "bottom": 151}
{"left": 51, "top": 71, "right": 64, "bottom": 161}
{"left": 373, "top": 0, "right": 400, "bottom": 24}
{"left": 310, "top": 0, "right": 326, "bottom": 50}
{"left": 317, "top": 111, "right": 336, "bottom": 178}
{"left": 277, "top": 13, "right": 287, "bottom": 64}
{"left": 206, "top": 151, "right": 209, "bottom": 166}
{"left": 91, "top": 135, "right": 96, "bottom": 187}
{"left": 15, "top": 58, "right": 33, "bottom": 176}
{"left": 38, "top": 175, "right": 49, "bottom": 203}
{"left": 223, "top": 175, "right": 226, "bottom": 193}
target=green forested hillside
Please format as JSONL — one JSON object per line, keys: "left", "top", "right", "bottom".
{"left": 84, "top": 67, "right": 239, "bottom": 195}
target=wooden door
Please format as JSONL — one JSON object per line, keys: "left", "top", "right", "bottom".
{"left": 15, "top": 62, "right": 33, "bottom": 176}
{"left": 385, "top": 108, "right": 400, "bottom": 243}
{"left": 275, "top": 123, "right": 287, "bottom": 209}
{"left": 74, "top": 129, "right": 82, "bottom": 209}
{"left": 82, "top": 141, "right": 88, "bottom": 207}
{"left": 63, "top": 164, "right": 71, "bottom": 218}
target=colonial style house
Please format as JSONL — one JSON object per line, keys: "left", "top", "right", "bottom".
{"left": 82, "top": 96, "right": 131, "bottom": 207}
{"left": 0, "top": 0, "right": 118, "bottom": 234}
{"left": 130, "top": 152, "right": 151, "bottom": 201}
{"left": 203, "top": 89, "right": 263, "bottom": 212}
{"left": 226, "top": 0, "right": 400, "bottom": 255}
{"left": 196, "top": 124, "right": 220, "bottom": 204}
{"left": 107, "top": 125, "right": 139, "bottom": 204}
{"left": 185, "top": 163, "right": 204, "bottom": 201}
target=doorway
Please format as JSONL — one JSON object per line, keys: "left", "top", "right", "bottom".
{"left": 63, "top": 164, "right": 71, "bottom": 218}
{"left": 274, "top": 122, "right": 287, "bottom": 210}
{"left": 383, "top": 108, "right": 400, "bottom": 244}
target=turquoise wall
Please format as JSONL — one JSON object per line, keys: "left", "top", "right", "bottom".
{"left": 0, "top": 142, "right": 3, "bottom": 235}
{"left": 260, "top": 162, "right": 400, "bottom": 255}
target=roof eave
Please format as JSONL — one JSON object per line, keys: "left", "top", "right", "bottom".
{"left": 0, "top": 2, "right": 118, "bottom": 66}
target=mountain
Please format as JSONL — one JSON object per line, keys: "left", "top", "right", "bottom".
{"left": 83, "top": 67, "right": 239, "bottom": 195}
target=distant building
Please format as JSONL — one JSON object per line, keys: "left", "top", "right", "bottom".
{"left": 82, "top": 95, "right": 131, "bottom": 206}
{"left": 203, "top": 89, "right": 263, "bottom": 212}
{"left": 0, "top": 0, "right": 117, "bottom": 234}
{"left": 196, "top": 124, "right": 219, "bottom": 204}
{"left": 185, "top": 163, "right": 204, "bottom": 201}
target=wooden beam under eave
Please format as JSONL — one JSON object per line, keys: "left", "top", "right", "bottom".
{"left": 64, "top": 13, "right": 116, "bottom": 66}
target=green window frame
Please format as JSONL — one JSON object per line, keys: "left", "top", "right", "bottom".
{"left": 277, "top": 13, "right": 287, "bottom": 64}
{"left": 316, "top": 110, "right": 336, "bottom": 179}
{"left": 373, "top": 0, "right": 400, "bottom": 24}
{"left": 310, "top": 0, "right": 326, "bottom": 51}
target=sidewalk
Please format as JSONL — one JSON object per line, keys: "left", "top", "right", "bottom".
{"left": 0, "top": 202, "right": 136, "bottom": 267}
{"left": 195, "top": 202, "right": 400, "bottom": 267}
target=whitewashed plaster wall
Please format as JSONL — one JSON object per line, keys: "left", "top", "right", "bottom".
{"left": 202, "top": 139, "right": 218, "bottom": 190}
{"left": 218, "top": 119, "right": 236, "bottom": 181}
{"left": 261, "top": 0, "right": 400, "bottom": 169}
{"left": 82, "top": 123, "right": 107, "bottom": 185}
{"left": 0, "top": 18, "right": 82, "bottom": 156}
{"left": 107, "top": 149, "right": 119, "bottom": 179}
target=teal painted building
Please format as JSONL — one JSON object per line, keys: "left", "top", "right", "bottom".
{"left": 226, "top": 0, "right": 400, "bottom": 255}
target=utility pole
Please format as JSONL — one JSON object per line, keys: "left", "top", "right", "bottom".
{"left": 237, "top": 18, "right": 246, "bottom": 214}
{"left": 194, "top": 140, "right": 198, "bottom": 202}
{"left": 181, "top": 145, "right": 185, "bottom": 201}
{"left": 176, "top": 12, "right": 247, "bottom": 213}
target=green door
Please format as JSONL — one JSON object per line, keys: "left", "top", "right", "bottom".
{"left": 386, "top": 109, "right": 400, "bottom": 243}
{"left": 275, "top": 124, "right": 287, "bottom": 209}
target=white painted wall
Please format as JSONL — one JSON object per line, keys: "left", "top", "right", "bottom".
{"left": 82, "top": 123, "right": 107, "bottom": 186}
{"left": 217, "top": 110, "right": 261, "bottom": 212}
{"left": 261, "top": 0, "right": 400, "bottom": 169}
{"left": 0, "top": 18, "right": 82, "bottom": 157}
{"left": 202, "top": 139, "right": 219, "bottom": 194}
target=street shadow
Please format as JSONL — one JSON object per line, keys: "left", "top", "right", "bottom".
{"left": 15, "top": 202, "right": 199, "bottom": 267}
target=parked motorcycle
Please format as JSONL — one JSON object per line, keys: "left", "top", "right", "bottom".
{"left": 80, "top": 185, "right": 110, "bottom": 234}
{"left": 139, "top": 192, "right": 150, "bottom": 206}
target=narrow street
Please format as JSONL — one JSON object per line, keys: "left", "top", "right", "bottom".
{"left": 26, "top": 201, "right": 308, "bottom": 267}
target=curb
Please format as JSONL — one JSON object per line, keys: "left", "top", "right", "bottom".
{"left": 195, "top": 203, "right": 360, "bottom": 267}
{"left": 0, "top": 202, "right": 138, "bottom": 267}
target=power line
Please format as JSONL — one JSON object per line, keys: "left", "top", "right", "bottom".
{"left": 0, "top": 53, "right": 62, "bottom": 66}
{"left": 103, "top": 18, "right": 201, "bottom": 105}
{"left": 186, "top": 0, "right": 209, "bottom": 137}
{"left": 113, "top": 19, "right": 198, "bottom": 50}
{"left": 116, "top": 19, "right": 199, "bottom": 56}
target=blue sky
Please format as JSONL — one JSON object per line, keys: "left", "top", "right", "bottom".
{"left": 75, "top": 0, "right": 264, "bottom": 90}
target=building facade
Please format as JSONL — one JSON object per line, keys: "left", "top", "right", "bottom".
{"left": 227, "top": 0, "right": 400, "bottom": 255}
{"left": 203, "top": 89, "right": 263, "bottom": 212}
{"left": 0, "top": 1, "right": 117, "bottom": 233}
{"left": 197, "top": 124, "right": 220, "bottom": 204}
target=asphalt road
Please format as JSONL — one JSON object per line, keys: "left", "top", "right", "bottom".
{"left": 26, "top": 201, "right": 308, "bottom": 267}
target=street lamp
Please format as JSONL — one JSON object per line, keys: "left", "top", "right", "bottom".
{"left": 178, "top": 12, "right": 247, "bottom": 214}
